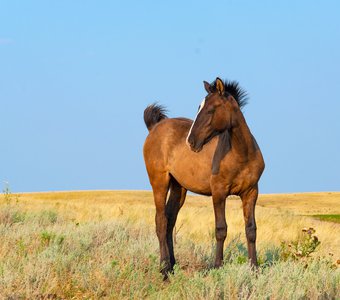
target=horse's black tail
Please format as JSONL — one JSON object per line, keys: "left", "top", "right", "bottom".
{"left": 143, "top": 104, "right": 168, "bottom": 131}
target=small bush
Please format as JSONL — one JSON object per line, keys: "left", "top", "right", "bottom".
{"left": 40, "top": 231, "right": 57, "bottom": 246}
{"left": 37, "top": 210, "right": 59, "bottom": 226}
{"left": 223, "top": 235, "right": 249, "bottom": 265}
{"left": 280, "top": 227, "right": 321, "bottom": 261}
{"left": 0, "top": 205, "right": 26, "bottom": 225}
{"left": 0, "top": 183, "right": 24, "bottom": 225}
{"left": 2, "top": 182, "right": 20, "bottom": 205}
{"left": 40, "top": 231, "right": 65, "bottom": 248}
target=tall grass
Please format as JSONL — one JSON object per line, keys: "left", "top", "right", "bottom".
{"left": 0, "top": 191, "right": 339, "bottom": 299}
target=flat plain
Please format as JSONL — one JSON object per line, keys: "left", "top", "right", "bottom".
{"left": 0, "top": 190, "right": 339, "bottom": 299}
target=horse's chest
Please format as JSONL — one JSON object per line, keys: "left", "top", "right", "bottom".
{"left": 217, "top": 160, "right": 261, "bottom": 194}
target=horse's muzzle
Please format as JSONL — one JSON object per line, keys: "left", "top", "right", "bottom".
{"left": 186, "top": 136, "right": 203, "bottom": 153}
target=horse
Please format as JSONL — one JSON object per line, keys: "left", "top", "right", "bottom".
{"left": 143, "top": 78, "right": 265, "bottom": 278}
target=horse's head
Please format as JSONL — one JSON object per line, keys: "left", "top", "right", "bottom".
{"left": 186, "top": 78, "right": 246, "bottom": 152}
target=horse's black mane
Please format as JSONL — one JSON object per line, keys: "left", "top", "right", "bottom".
{"left": 210, "top": 79, "right": 248, "bottom": 108}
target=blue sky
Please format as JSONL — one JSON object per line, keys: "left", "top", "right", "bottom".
{"left": 1, "top": 1, "right": 339, "bottom": 193}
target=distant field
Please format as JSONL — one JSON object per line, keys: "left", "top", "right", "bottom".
{"left": 258, "top": 192, "right": 340, "bottom": 215}
{"left": 0, "top": 190, "right": 339, "bottom": 299}
{"left": 311, "top": 214, "right": 340, "bottom": 223}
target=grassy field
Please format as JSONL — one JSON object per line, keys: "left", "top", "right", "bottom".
{"left": 311, "top": 214, "right": 340, "bottom": 224}
{"left": 0, "top": 190, "right": 339, "bottom": 299}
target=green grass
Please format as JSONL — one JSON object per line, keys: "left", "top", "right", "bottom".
{"left": 312, "top": 214, "right": 340, "bottom": 223}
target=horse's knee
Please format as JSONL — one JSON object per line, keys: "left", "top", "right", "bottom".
{"left": 215, "top": 225, "right": 227, "bottom": 241}
{"left": 245, "top": 223, "right": 257, "bottom": 243}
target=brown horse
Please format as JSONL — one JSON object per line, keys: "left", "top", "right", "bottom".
{"left": 143, "top": 78, "right": 265, "bottom": 277}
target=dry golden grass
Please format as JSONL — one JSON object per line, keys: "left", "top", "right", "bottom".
{"left": 0, "top": 190, "right": 339, "bottom": 299}
{"left": 1, "top": 190, "right": 339, "bottom": 257}
{"left": 258, "top": 192, "right": 340, "bottom": 214}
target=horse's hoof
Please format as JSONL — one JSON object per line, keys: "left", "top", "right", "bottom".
{"left": 160, "top": 264, "right": 173, "bottom": 281}
{"left": 162, "top": 272, "right": 169, "bottom": 281}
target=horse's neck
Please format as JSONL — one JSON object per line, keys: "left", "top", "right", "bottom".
{"left": 212, "top": 111, "right": 255, "bottom": 174}
{"left": 230, "top": 111, "right": 256, "bottom": 157}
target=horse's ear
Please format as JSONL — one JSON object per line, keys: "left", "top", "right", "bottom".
{"left": 215, "top": 77, "right": 225, "bottom": 95}
{"left": 203, "top": 81, "right": 212, "bottom": 93}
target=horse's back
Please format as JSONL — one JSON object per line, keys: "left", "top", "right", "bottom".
{"left": 143, "top": 118, "right": 192, "bottom": 169}
{"left": 143, "top": 117, "right": 191, "bottom": 150}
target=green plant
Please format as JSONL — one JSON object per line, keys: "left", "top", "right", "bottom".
{"left": 40, "top": 231, "right": 57, "bottom": 246}
{"left": 37, "top": 210, "right": 59, "bottom": 225}
{"left": 223, "top": 235, "right": 249, "bottom": 265}
{"left": 280, "top": 227, "right": 321, "bottom": 261}
{"left": 16, "top": 238, "right": 27, "bottom": 257}
{"left": 2, "top": 181, "right": 20, "bottom": 205}
{"left": 0, "top": 205, "right": 26, "bottom": 225}
{"left": 111, "top": 259, "right": 118, "bottom": 268}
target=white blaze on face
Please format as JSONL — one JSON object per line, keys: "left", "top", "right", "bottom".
{"left": 186, "top": 98, "right": 206, "bottom": 146}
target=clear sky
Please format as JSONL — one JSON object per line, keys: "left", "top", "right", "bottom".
{"left": 1, "top": 1, "right": 339, "bottom": 193}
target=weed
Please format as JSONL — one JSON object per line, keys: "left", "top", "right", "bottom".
{"left": 224, "top": 235, "right": 249, "bottom": 265}
{"left": 2, "top": 181, "right": 20, "bottom": 205}
{"left": 0, "top": 205, "right": 26, "bottom": 225}
{"left": 280, "top": 227, "right": 321, "bottom": 261}
{"left": 40, "top": 231, "right": 57, "bottom": 246}
{"left": 111, "top": 259, "right": 118, "bottom": 268}
{"left": 37, "top": 210, "right": 59, "bottom": 226}
{"left": 16, "top": 238, "right": 27, "bottom": 257}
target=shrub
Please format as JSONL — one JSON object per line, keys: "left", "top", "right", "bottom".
{"left": 37, "top": 210, "right": 59, "bottom": 226}
{"left": 0, "top": 205, "right": 26, "bottom": 225}
{"left": 280, "top": 227, "right": 321, "bottom": 261}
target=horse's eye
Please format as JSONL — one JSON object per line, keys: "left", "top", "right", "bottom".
{"left": 207, "top": 109, "right": 215, "bottom": 114}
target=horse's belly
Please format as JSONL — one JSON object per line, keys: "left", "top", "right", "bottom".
{"left": 169, "top": 146, "right": 214, "bottom": 196}
{"left": 171, "top": 168, "right": 212, "bottom": 195}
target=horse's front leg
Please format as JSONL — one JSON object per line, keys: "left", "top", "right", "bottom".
{"left": 212, "top": 191, "right": 227, "bottom": 268}
{"left": 240, "top": 185, "right": 259, "bottom": 267}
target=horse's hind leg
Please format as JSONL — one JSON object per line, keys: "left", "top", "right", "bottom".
{"left": 240, "top": 185, "right": 259, "bottom": 267}
{"left": 165, "top": 178, "right": 187, "bottom": 270}
{"left": 150, "top": 172, "right": 172, "bottom": 277}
